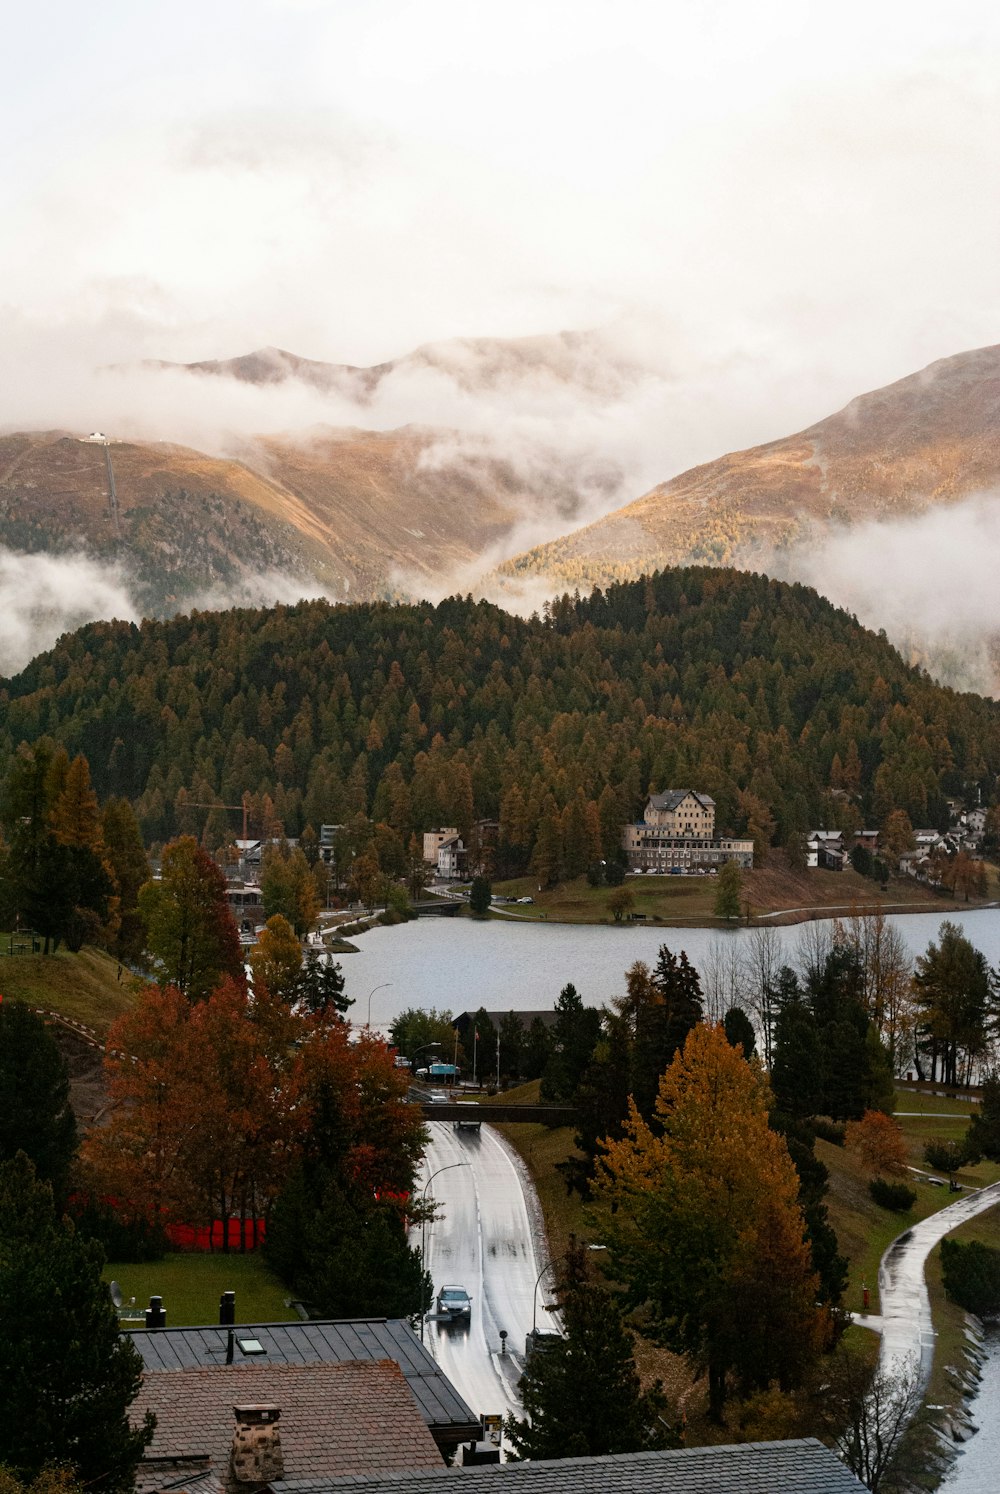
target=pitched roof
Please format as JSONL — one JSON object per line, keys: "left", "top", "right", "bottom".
{"left": 277, "top": 1439, "right": 866, "bottom": 1493}
{"left": 133, "top": 1361, "right": 443, "bottom": 1492}
{"left": 126, "top": 1320, "right": 479, "bottom": 1444}
{"left": 647, "top": 790, "right": 716, "bottom": 812}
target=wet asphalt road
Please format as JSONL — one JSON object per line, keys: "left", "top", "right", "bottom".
{"left": 414, "top": 1121, "right": 548, "bottom": 1425}
{"left": 878, "top": 1179, "right": 1000, "bottom": 1391}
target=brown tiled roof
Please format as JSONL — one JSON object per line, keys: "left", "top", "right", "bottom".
{"left": 133, "top": 1360, "right": 443, "bottom": 1492}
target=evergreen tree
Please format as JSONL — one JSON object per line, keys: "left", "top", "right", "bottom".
{"left": 0, "top": 1154, "right": 153, "bottom": 1490}
{"left": 0, "top": 1004, "right": 77, "bottom": 1205}
{"left": 965, "top": 1074, "right": 1000, "bottom": 1162}
{"left": 470, "top": 1006, "right": 498, "bottom": 1084}
{"left": 626, "top": 947, "right": 704, "bottom": 1121}
{"left": 541, "top": 984, "right": 601, "bottom": 1102}
{"left": 522, "top": 1016, "right": 554, "bottom": 1080}
{"left": 770, "top": 1001, "right": 823, "bottom": 1120}
{"left": 714, "top": 860, "right": 742, "bottom": 920}
{"left": 469, "top": 875, "right": 492, "bottom": 916}
{"left": 505, "top": 1242, "right": 676, "bottom": 1459}
{"left": 295, "top": 952, "right": 351, "bottom": 1019}
{"left": 723, "top": 1005, "right": 756, "bottom": 1058}
{"left": 497, "top": 1010, "right": 525, "bottom": 1081}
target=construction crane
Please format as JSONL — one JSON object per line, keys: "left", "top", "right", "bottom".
{"left": 184, "top": 794, "right": 253, "bottom": 843}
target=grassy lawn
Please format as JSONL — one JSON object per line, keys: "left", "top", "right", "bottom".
{"left": 103, "top": 1252, "right": 292, "bottom": 1328}
{"left": 924, "top": 1202, "right": 1000, "bottom": 1412}
{"left": 0, "top": 942, "right": 140, "bottom": 1035}
{"left": 492, "top": 853, "right": 982, "bottom": 929}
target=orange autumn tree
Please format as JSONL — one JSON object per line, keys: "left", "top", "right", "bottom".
{"left": 844, "top": 1109, "right": 908, "bottom": 1177}
{"left": 83, "top": 978, "right": 424, "bottom": 1250}
{"left": 596, "top": 1023, "right": 829, "bottom": 1422}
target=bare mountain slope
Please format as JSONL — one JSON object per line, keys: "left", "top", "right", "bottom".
{"left": 494, "top": 342, "right": 1000, "bottom": 595}
{"left": 0, "top": 426, "right": 527, "bottom": 613}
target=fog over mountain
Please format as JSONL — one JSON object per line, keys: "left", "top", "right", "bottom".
{"left": 4, "top": 3, "right": 1000, "bottom": 677}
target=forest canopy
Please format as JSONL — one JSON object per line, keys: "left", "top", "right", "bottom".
{"left": 1, "top": 568, "right": 997, "bottom": 865}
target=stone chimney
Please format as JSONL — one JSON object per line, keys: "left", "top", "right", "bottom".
{"left": 228, "top": 1404, "right": 283, "bottom": 1487}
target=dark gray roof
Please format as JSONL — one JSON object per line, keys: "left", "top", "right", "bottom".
{"left": 648, "top": 790, "right": 715, "bottom": 812}
{"left": 276, "top": 1440, "right": 865, "bottom": 1493}
{"left": 454, "top": 1011, "right": 558, "bottom": 1032}
{"left": 126, "top": 1320, "right": 478, "bottom": 1442}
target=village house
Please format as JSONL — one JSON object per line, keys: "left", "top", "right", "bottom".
{"left": 805, "top": 829, "right": 846, "bottom": 870}
{"left": 623, "top": 790, "right": 753, "bottom": 873}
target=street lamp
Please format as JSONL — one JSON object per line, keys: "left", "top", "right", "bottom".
{"left": 411, "top": 1041, "right": 441, "bottom": 1073}
{"left": 366, "top": 982, "right": 393, "bottom": 1030}
{"left": 419, "top": 1161, "right": 470, "bottom": 1342}
{"left": 531, "top": 1243, "right": 607, "bottom": 1333}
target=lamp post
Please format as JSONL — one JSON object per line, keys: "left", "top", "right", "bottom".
{"left": 366, "top": 982, "right": 392, "bottom": 1030}
{"left": 531, "top": 1242, "right": 607, "bottom": 1334}
{"left": 419, "top": 1161, "right": 470, "bottom": 1342}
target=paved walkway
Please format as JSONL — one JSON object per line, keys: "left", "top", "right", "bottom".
{"left": 876, "top": 1180, "right": 1000, "bottom": 1392}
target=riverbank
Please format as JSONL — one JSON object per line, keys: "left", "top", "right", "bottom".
{"left": 492, "top": 852, "right": 998, "bottom": 929}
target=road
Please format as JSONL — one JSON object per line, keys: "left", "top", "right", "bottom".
{"left": 414, "top": 1120, "right": 549, "bottom": 1425}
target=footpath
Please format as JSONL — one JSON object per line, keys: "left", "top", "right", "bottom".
{"left": 872, "top": 1180, "right": 1000, "bottom": 1391}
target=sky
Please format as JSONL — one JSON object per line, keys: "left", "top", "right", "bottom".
{"left": 3, "top": 2, "right": 1000, "bottom": 674}
{"left": 4, "top": 1, "right": 999, "bottom": 413}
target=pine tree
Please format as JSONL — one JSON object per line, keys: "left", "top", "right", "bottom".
{"left": 0, "top": 1155, "right": 153, "bottom": 1490}
{"left": 0, "top": 1004, "right": 77, "bottom": 1205}
{"left": 505, "top": 1242, "right": 676, "bottom": 1459}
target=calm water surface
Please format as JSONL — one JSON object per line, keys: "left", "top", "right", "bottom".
{"left": 339, "top": 907, "right": 1000, "bottom": 1031}
{"left": 943, "top": 1328, "right": 1000, "bottom": 1494}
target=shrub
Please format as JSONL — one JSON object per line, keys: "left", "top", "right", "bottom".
{"left": 69, "top": 1194, "right": 167, "bottom": 1262}
{"left": 869, "top": 1177, "right": 917, "bottom": 1212}
{"left": 940, "top": 1238, "right": 1000, "bottom": 1317}
{"left": 812, "top": 1118, "right": 846, "bottom": 1146}
{"left": 923, "top": 1139, "right": 966, "bottom": 1173}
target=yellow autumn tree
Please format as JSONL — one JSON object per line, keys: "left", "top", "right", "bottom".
{"left": 596, "top": 1023, "right": 829, "bottom": 1421}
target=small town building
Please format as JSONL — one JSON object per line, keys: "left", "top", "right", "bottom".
{"left": 435, "top": 834, "right": 467, "bottom": 880}
{"left": 126, "top": 1317, "right": 480, "bottom": 1457}
{"left": 805, "top": 830, "right": 846, "bottom": 870}
{"left": 132, "top": 1360, "right": 444, "bottom": 1491}
{"left": 423, "top": 827, "right": 460, "bottom": 865}
{"left": 623, "top": 790, "right": 753, "bottom": 873}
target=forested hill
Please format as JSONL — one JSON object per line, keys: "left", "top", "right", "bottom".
{"left": 2, "top": 568, "right": 998, "bottom": 857}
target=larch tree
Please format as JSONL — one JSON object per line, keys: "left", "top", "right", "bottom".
{"left": 101, "top": 797, "right": 150, "bottom": 964}
{"left": 597, "top": 1023, "right": 827, "bottom": 1421}
{"left": 249, "top": 914, "right": 303, "bottom": 1004}
{"left": 138, "top": 836, "right": 244, "bottom": 1001}
{"left": 714, "top": 859, "right": 742, "bottom": 920}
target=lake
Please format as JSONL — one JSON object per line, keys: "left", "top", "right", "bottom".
{"left": 943, "top": 1328, "right": 1000, "bottom": 1494}
{"left": 338, "top": 906, "right": 1000, "bottom": 1032}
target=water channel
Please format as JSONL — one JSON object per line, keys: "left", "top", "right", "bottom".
{"left": 337, "top": 906, "right": 1000, "bottom": 1489}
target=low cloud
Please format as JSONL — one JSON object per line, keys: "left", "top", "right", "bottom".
{"left": 0, "top": 549, "right": 140, "bottom": 677}
{"left": 0, "top": 545, "right": 337, "bottom": 679}
{"left": 766, "top": 494, "right": 1000, "bottom": 695}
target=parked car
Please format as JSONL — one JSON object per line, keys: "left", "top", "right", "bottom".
{"left": 516, "top": 896, "right": 534, "bottom": 904}
{"left": 437, "top": 1284, "right": 473, "bottom": 1319}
